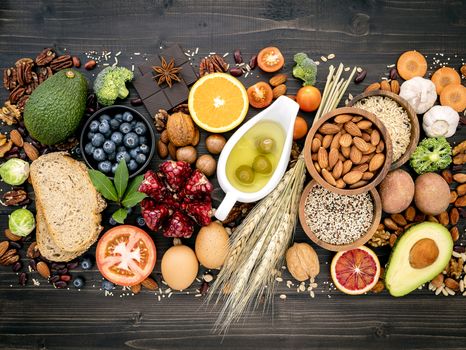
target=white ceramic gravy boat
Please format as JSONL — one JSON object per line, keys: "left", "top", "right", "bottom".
{"left": 215, "top": 96, "right": 300, "bottom": 221}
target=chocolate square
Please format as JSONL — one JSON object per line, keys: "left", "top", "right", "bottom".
{"left": 161, "top": 44, "right": 188, "bottom": 66}
{"left": 143, "top": 90, "right": 172, "bottom": 116}
{"left": 138, "top": 56, "right": 162, "bottom": 76}
{"left": 163, "top": 81, "right": 189, "bottom": 106}
{"left": 179, "top": 62, "right": 198, "bottom": 86}
{"left": 132, "top": 73, "right": 160, "bottom": 100}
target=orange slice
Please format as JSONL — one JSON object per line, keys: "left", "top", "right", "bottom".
{"left": 188, "top": 73, "right": 249, "bottom": 133}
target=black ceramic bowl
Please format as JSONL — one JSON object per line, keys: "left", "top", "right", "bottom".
{"left": 80, "top": 105, "right": 155, "bottom": 179}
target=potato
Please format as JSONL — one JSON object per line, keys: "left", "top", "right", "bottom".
{"left": 379, "top": 169, "right": 415, "bottom": 214}
{"left": 414, "top": 172, "right": 450, "bottom": 216}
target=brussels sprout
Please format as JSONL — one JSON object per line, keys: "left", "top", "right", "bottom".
{"left": 9, "top": 208, "right": 35, "bottom": 237}
{"left": 0, "top": 158, "right": 30, "bottom": 185}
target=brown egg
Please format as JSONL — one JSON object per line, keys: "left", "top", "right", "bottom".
{"left": 161, "top": 245, "right": 198, "bottom": 290}
{"left": 195, "top": 222, "right": 229, "bottom": 269}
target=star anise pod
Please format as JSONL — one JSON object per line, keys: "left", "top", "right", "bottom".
{"left": 152, "top": 57, "right": 182, "bottom": 88}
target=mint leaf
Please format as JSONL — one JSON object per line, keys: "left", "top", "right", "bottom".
{"left": 112, "top": 208, "right": 128, "bottom": 224}
{"left": 88, "top": 169, "right": 118, "bottom": 202}
{"left": 122, "top": 175, "right": 146, "bottom": 208}
{"left": 114, "top": 159, "right": 129, "bottom": 200}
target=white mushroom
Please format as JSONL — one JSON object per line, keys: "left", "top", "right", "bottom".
{"left": 423, "top": 105, "right": 459, "bottom": 138}
{"left": 399, "top": 77, "right": 437, "bottom": 114}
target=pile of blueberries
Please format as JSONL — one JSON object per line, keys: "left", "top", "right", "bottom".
{"left": 83, "top": 111, "right": 151, "bottom": 174}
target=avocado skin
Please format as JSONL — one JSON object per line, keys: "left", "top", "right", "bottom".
{"left": 385, "top": 222, "right": 453, "bottom": 297}
{"left": 24, "top": 69, "right": 87, "bottom": 145}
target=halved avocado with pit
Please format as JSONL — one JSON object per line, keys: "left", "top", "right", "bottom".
{"left": 385, "top": 222, "right": 453, "bottom": 297}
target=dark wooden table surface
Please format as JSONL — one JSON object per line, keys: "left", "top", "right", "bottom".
{"left": 1, "top": 1, "right": 466, "bottom": 349}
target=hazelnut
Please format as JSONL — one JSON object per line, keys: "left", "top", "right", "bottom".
{"left": 206, "top": 134, "right": 226, "bottom": 155}
{"left": 176, "top": 146, "right": 197, "bottom": 164}
{"left": 196, "top": 154, "right": 216, "bottom": 177}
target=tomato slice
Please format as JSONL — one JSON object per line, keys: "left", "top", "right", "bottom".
{"left": 96, "top": 225, "right": 156, "bottom": 286}
{"left": 257, "top": 47, "right": 285, "bottom": 72}
{"left": 247, "top": 82, "right": 273, "bottom": 108}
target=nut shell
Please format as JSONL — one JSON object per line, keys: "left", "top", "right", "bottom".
{"left": 285, "top": 242, "right": 320, "bottom": 281}
{"left": 166, "top": 112, "right": 196, "bottom": 147}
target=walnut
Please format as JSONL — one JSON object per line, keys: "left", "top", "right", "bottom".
{"left": 154, "top": 109, "right": 169, "bottom": 132}
{"left": 286, "top": 242, "right": 320, "bottom": 281}
{"left": 368, "top": 228, "right": 390, "bottom": 247}
{"left": 0, "top": 101, "right": 22, "bottom": 125}
{"left": 447, "top": 257, "right": 463, "bottom": 279}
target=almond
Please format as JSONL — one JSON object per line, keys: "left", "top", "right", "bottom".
{"left": 384, "top": 218, "right": 399, "bottom": 231}
{"left": 438, "top": 211, "right": 449, "bottom": 226}
{"left": 361, "top": 132, "right": 371, "bottom": 142}
{"left": 405, "top": 206, "right": 416, "bottom": 222}
{"left": 362, "top": 171, "right": 374, "bottom": 180}
{"left": 332, "top": 160, "right": 343, "bottom": 179}
{"left": 335, "top": 179, "right": 346, "bottom": 189}
{"left": 36, "top": 261, "right": 51, "bottom": 279}
{"left": 352, "top": 163, "right": 368, "bottom": 173}
{"left": 344, "top": 121, "right": 362, "bottom": 137}
{"left": 349, "top": 146, "right": 362, "bottom": 164}
{"left": 356, "top": 120, "right": 372, "bottom": 130}
{"left": 365, "top": 82, "right": 381, "bottom": 93}
{"left": 142, "top": 277, "right": 159, "bottom": 290}
{"left": 431, "top": 274, "right": 444, "bottom": 289}
{"left": 9, "top": 129, "right": 23, "bottom": 147}
{"left": 349, "top": 180, "right": 368, "bottom": 188}
{"left": 427, "top": 215, "right": 439, "bottom": 223}
{"left": 157, "top": 140, "right": 168, "bottom": 159}
{"left": 330, "top": 133, "right": 341, "bottom": 150}
{"left": 342, "top": 160, "right": 353, "bottom": 175}
{"left": 380, "top": 80, "right": 391, "bottom": 91}
{"left": 450, "top": 191, "right": 458, "bottom": 204}
{"left": 360, "top": 154, "right": 372, "bottom": 164}
{"left": 4, "top": 228, "right": 21, "bottom": 241}
{"left": 445, "top": 277, "right": 460, "bottom": 291}
{"left": 328, "top": 148, "right": 339, "bottom": 169}
{"left": 376, "top": 140, "right": 385, "bottom": 153}
{"left": 450, "top": 207, "right": 459, "bottom": 225}
{"left": 130, "top": 283, "right": 141, "bottom": 294}
{"left": 272, "top": 84, "right": 287, "bottom": 99}
{"left": 322, "top": 134, "right": 333, "bottom": 149}
{"left": 321, "top": 168, "right": 337, "bottom": 186}
{"left": 391, "top": 213, "right": 407, "bottom": 226}
{"left": 453, "top": 173, "right": 466, "bottom": 183}
{"left": 314, "top": 162, "right": 321, "bottom": 173}
{"left": 311, "top": 153, "right": 318, "bottom": 161}
{"left": 334, "top": 114, "right": 353, "bottom": 124}
{"left": 160, "top": 130, "right": 169, "bottom": 144}
{"left": 353, "top": 137, "right": 370, "bottom": 153}
{"left": 339, "top": 133, "right": 352, "bottom": 148}
{"left": 269, "top": 73, "right": 287, "bottom": 87}
{"left": 168, "top": 142, "right": 177, "bottom": 160}
{"left": 352, "top": 116, "right": 363, "bottom": 123}
{"left": 362, "top": 144, "right": 376, "bottom": 155}
{"left": 390, "top": 80, "right": 400, "bottom": 94}
{"left": 370, "top": 129, "right": 380, "bottom": 146}
{"left": 342, "top": 170, "right": 363, "bottom": 185}
{"left": 319, "top": 123, "right": 340, "bottom": 135}
{"left": 457, "top": 183, "right": 466, "bottom": 196}
{"left": 369, "top": 153, "right": 385, "bottom": 172}
{"left": 0, "top": 241, "right": 9, "bottom": 258}
{"left": 341, "top": 146, "right": 350, "bottom": 158}
{"left": 450, "top": 226, "right": 459, "bottom": 241}
{"left": 314, "top": 133, "right": 323, "bottom": 141}
{"left": 311, "top": 138, "right": 321, "bottom": 153}
{"left": 317, "top": 147, "right": 328, "bottom": 169}
{"left": 23, "top": 142, "right": 39, "bottom": 161}
{"left": 455, "top": 195, "right": 466, "bottom": 207}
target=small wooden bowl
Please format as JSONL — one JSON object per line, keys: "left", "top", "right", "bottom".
{"left": 348, "top": 90, "right": 420, "bottom": 170}
{"left": 298, "top": 180, "right": 382, "bottom": 252}
{"left": 303, "top": 106, "right": 393, "bottom": 196}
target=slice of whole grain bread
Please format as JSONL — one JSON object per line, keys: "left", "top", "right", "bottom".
{"left": 31, "top": 152, "right": 106, "bottom": 253}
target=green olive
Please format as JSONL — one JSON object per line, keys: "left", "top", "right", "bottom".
{"left": 252, "top": 155, "right": 272, "bottom": 174}
{"left": 235, "top": 165, "right": 255, "bottom": 184}
{"left": 257, "top": 137, "right": 275, "bottom": 154}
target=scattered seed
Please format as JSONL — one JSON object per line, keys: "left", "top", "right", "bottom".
{"left": 327, "top": 53, "right": 335, "bottom": 60}
{"left": 320, "top": 56, "right": 327, "bottom": 62}
{"left": 279, "top": 294, "right": 287, "bottom": 300}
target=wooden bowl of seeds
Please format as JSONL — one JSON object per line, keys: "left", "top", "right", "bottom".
{"left": 298, "top": 180, "right": 382, "bottom": 252}
{"left": 304, "top": 106, "right": 393, "bottom": 195}
{"left": 348, "top": 90, "right": 419, "bottom": 170}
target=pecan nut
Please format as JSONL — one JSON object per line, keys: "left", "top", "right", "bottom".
{"left": 199, "top": 55, "right": 228, "bottom": 77}
{"left": 35, "top": 48, "right": 56, "bottom": 66}
{"left": 16, "top": 95, "right": 29, "bottom": 112}
{"left": 2, "top": 189, "right": 28, "bottom": 206}
{"left": 0, "top": 248, "right": 18, "bottom": 265}
{"left": 15, "top": 58, "right": 34, "bottom": 86}
{"left": 37, "top": 66, "right": 53, "bottom": 84}
{"left": 8, "top": 85, "right": 26, "bottom": 104}
{"left": 3, "top": 67, "right": 17, "bottom": 91}
{"left": 50, "top": 55, "right": 73, "bottom": 72}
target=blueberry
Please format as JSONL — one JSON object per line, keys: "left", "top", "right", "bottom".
{"left": 111, "top": 131, "right": 123, "bottom": 145}
{"left": 99, "top": 120, "right": 110, "bottom": 134}
{"left": 116, "top": 151, "right": 130, "bottom": 163}
{"left": 139, "top": 144, "right": 150, "bottom": 154}
{"left": 136, "top": 216, "right": 146, "bottom": 227}
{"left": 102, "top": 280, "right": 115, "bottom": 291}
{"left": 134, "top": 122, "right": 147, "bottom": 135}
{"left": 138, "top": 136, "right": 148, "bottom": 145}
{"left": 73, "top": 276, "right": 85, "bottom": 289}
{"left": 128, "top": 159, "right": 138, "bottom": 171}
{"left": 111, "top": 163, "right": 118, "bottom": 174}
{"left": 91, "top": 133, "right": 105, "bottom": 147}
{"left": 122, "top": 111, "right": 133, "bottom": 122}
{"left": 107, "top": 152, "right": 116, "bottom": 161}
{"left": 124, "top": 132, "right": 139, "bottom": 148}
{"left": 84, "top": 143, "right": 95, "bottom": 155}
{"left": 98, "top": 160, "right": 112, "bottom": 173}
{"left": 129, "top": 147, "right": 140, "bottom": 159}
{"left": 87, "top": 131, "right": 96, "bottom": 140}
{"left": 110, "top": 118, "right": 120, "bottom": 130}
{"left": 103, "top": 140, "right": 116, "bottom": 154}
{"left": 115, "top": 113, "right": 123, "bottom": 121}
{"left": 93, "top": 148, "right": 106, "bottom": 161}
{"left": 117, "top": 145, "right": 127, "bottom": 153}
{"left": 130, "top": 120, "right": 137, "bottom": 128}
{"left": 109, "top": 217, "right": 117, "bottom": 226}
{"left": 120, "top": 122, "right": 132, "bottom": 134}
{"left": 89, "top": 120, "right": 100, "bottom": 132}
{"left": 135, "top": 153, "right": 146, "bottom": 165}
{"left": 99, "top": 114, "right": 111, "bottom": 122}
{"left": 80, "top": 257, "right": 93, "bottom": 270}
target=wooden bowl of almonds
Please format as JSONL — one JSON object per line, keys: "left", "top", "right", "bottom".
{"left": 298, "top": 180, "right": 382, "bottom": 252}
{"left": 304, "top": 107, "right": 393, "bottom": 195}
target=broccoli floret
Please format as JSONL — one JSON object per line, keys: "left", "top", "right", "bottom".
{"left": 93, "top": 66, "right": 134, "bottom": 106}
{"left": 409, "top": 137, "right": 452, "bottom": 174}
{"left": 292, "top": 52, "right": 317, "bottom": 86}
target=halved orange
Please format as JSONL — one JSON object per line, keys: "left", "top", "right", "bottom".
{"left": 188, "top": 73, "right": 249, "bottom": 133}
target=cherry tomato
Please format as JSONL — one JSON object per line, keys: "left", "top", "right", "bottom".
{"left": 296, "top": 86, "right": 322, "bottom": 112}
{"left": 96, "top": 225, "right": 156, "bottom": 286}
{"left": 247, "top": 82, "right": 273, "bottom": 108}
{"left": 293, "top": 116, "right": 308, "bottom": 140}
{"left": 257, "top": 47, "right": 285, "bottom": 73}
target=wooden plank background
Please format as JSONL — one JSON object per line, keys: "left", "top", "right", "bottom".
{"left": 0, "top": 1, "right": 465, "bottom": 349}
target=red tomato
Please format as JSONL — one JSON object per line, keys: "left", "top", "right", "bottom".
{"left": 257, "top": 47, "right": 285, "bottom": 72}
{"left": 96, "top": 225, "right": 156, "bottom": 286}
{"left": 247, "top": 82, "right": 273, "bottom": 108}
{"left": 296, "top": 86, "right": 322, "bottom": 112}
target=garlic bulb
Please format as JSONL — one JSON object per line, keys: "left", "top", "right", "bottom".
{"left": 423, "top": 105, "right": 459, "bottom": 138}
{"left": 399, "top": 77, "right": 437, "bottom": 114}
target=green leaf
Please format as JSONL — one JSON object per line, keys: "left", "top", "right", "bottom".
{"left": 114, "top": 159, "right": 129, "bottom": 200}
{"left": 122, "top": 175, "right": 146, "bottom": 208}
{"left": 112, "top": 208, "right": 128, "bottom": 224}
{"left": 88, "top": 169, "right": 118, "bottom": 202}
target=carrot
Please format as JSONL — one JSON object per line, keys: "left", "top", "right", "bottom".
{"left": 431, "top": 67, "right": 461, "bottom": 94}
{"left": 397, "top": 50, "right": 427, "bottom": 80}
{"left": 440, "top": 84, "right": 466, "bottom": 112}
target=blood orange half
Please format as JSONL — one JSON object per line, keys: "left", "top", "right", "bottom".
{"left": 330, "top": 246, "right": 381, "bottom": 295}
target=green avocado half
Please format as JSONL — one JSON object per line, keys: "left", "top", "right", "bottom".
{"left": 385, "top": 222, "right": 453, "bottom": 297}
